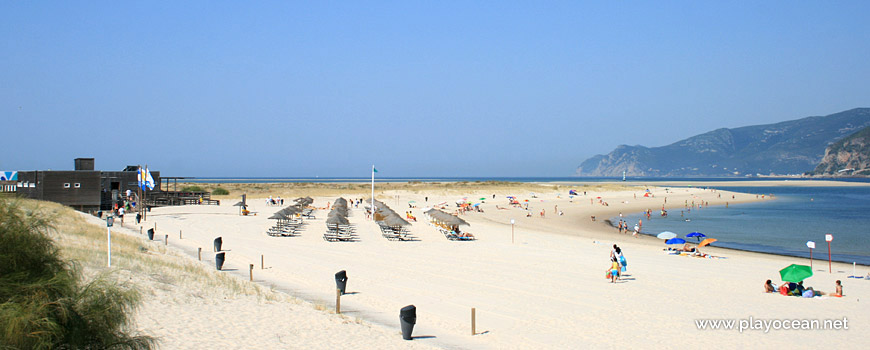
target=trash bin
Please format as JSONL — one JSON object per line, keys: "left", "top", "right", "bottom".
{"left": 97, "top": 210, "right": 103, "bottom": 218}
{"left": 215, "top": 252, "right": 225, "bottom": 270}
{"left": 214, "top": 237, "right": 222, "bottom": 252}
{"left": 400, "top": 305, "right": 416, "bottom": 340}
{"left": 136, "top": 213, "right": 141, "bottom": 224}
{"left": 147, "top": 228, "right": 154, "bottom": 240}
{"left": 335, "top": 270, "right": 348, "bottom": 295}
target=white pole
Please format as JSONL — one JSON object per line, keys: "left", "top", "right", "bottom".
{"left": 107, "top": 225, "right": 112, "bottom": 267}
{"left": 371, "top": 165, "right": 375, "bottom": 220}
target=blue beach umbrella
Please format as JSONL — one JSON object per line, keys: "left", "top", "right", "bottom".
{"left": 665, "top": 238, "right": 687, "bottom": 245}
{"left": 686, "top": 232, "right": 706, "bottom": 241}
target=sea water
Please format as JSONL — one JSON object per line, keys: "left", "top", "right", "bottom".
{"left": 617, "top": 186, "right": 870, "bottom": 265}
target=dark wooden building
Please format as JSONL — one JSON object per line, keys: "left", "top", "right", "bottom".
{"left": 16, "top": 158, "right": 161, "bottom": 212}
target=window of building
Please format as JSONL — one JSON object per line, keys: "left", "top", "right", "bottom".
{"left": 74, "top": 183, "right": 81, "bottom": 188}
{"left": 64, "top": 183, "right": 71, "bottom": 188}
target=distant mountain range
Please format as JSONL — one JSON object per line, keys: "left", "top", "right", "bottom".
{"left": 813, "top": 125, "right": 870, "bottom": 176}
{"left": 575, "top": 108, "right": 870, "bottom": 177}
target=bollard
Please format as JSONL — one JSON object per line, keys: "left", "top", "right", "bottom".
{"left": 472, "top": 308, "right": 476, "bottom": 335}
{"left": 215, "top": 252, "right": 225, "bottom": 271}
{"left": 335, "top": 270, "right": 348, "bottom": 295}
{"left": 179, "top": 230, "right": 182, "bottom": 239}
{"left": 214, "top": 237, "right": 222, "bottom": 252}
{"left": 400, "top": 305, "right": 416, "bottom": 340}
{"left": 198, "top": 247, "right": 202, "bottom": 261}
{"left": 147, "top": 228, "right": 154, "bottom": 240}
{"left": 164, "top": 235, "right": 168, "bottom": 245}
{"left": 249, "top": 264, "right": 254, "bottom": 281}
{"left": 139, "top": 227, "right": 142, "bottom": 235}
{"left": 261, "top": 255, "right": 264, "bottom": 269}
{"left": 336, "top": 289, "right": 341, "bottom": 314}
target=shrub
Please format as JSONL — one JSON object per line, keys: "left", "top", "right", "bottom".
{"left": 212, "top": 187, "right": 230, "bottom": 195}
{"left": 181, "top": 185, "right": 204, "bottom": 192}
{"left": 0, "top": 200, "right": 155, "bottom": 349}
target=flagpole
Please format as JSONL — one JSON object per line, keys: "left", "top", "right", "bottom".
{"left": 138, "top": 165, "right": 143, "bottom": 222}
{"left": 143, "top": 165, "right": 148, "bottom": 221}
{"left": 371, "top": 165, "right": 375, "bottom": 221}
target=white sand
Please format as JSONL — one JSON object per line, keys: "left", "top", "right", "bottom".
{"left": 103, "top": 184, "right": 869, "bottom": 349}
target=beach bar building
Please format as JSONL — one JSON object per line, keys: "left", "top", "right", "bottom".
{"left": 15, "top": 158, "right": 161, "bottom": 212}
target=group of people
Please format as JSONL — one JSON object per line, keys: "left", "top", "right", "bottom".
{"left": 266, "top": 196, "right": 284, "bottom": 206}
{"left": 765, "top": 279, "right": 842, "bottom": 298}
{"left": 607, "top": 244, "right": 628, "bottom": 283}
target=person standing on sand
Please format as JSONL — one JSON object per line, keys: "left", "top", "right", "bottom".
{"left": 610, "top": 257, "right": 620, "bottom": 282}
{"left": 633, "top": 224, "right": 639, "bottom": 237}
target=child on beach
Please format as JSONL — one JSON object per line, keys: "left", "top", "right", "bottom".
{"left": 610, "top": 257, "right": 620, "bottom": 283}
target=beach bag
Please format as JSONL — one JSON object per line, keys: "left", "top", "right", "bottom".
{"left": 779, "top": 285, "right": 789, "bottom": 296}
{"left": 619, "top": 256, "right": 627, "bottom": 267}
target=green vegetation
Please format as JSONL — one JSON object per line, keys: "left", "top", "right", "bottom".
{"left": 181, "top": 185, "right": 204, "bottom": 192}
{"left": 0, "top": 200, "right": 155, "bottom": 349}
{"left": 212, "top": 187, "right": 230, "bottom": 195}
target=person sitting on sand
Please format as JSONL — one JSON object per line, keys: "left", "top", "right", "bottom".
{"left": 834, "top": 280, "right": 843, "bottom": 297}
{"left": 764, "top": 279, "right": 776, "bottom": 293}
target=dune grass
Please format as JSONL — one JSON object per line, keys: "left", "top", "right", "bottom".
{"left": 0, "top": 199, "right": 155, "bottom": 350}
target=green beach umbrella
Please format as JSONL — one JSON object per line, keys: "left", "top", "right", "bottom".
{"left": 779, "top": 264, "right": 813, "bottom": 283}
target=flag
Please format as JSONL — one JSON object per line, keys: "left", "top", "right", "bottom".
{"left": 137, "top": 167, "right": 145, "bottom": 189}
{"left": 140, "top": 166, "right": 155, "bottom": 191}
{"left": 144, "top": 167, "right": 155, "bottom": 190}
{"left": 373, "top": 166, "right": 378, "bottom": 173}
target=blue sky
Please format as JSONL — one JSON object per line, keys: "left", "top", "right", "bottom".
{"left": 2, "top": 1, "right": 868, "bottom": 177}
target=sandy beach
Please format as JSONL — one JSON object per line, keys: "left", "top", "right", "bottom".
{"left": 85, "top": 181, "right": 869, "bottom": 349}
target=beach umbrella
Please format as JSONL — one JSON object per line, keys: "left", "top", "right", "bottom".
{"left": 326, "top": 215, "right": 349, "bottom": 225}
{"left": 699, "top": 238, "right": 717, "bottom": 247}
{"left": 408, "top": 200, "right": 416, "bottom": 203}
{"left": 233, "top": 201, "right": 245, "bottom": 207}
{"left": 479, "top": 198, "right": 486, "bottom": 201}
{"left": 665, "top": 238, "right": 686, "bottom": 245}
{"left": 269, "top": 213, "right": 288, "bottom": 220}
{"left": 657, "top": 231, "right": 678, "bottom": 240}
{"left": 687, "top": 232, "right": 706, "bottom": 241}
{"left": 472, "top": 203, "right": 481, "bottom": 207}
{"left": 779, "top": 264, "right": 813, "bottom": 283}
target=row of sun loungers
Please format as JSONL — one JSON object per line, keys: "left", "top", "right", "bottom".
{"left": 267, "top": 197, "right": 314, "bottom": 237}
{"left": 378, "top": 223, "right": 417, "bottom": 241}
{"left": 424, "top": 209, "right": 475, "bottom": 241}
{"left": 323, "top": 198, "right": 357, "bottom": 242}
{"left": 323, "top": 223, "right": 358, "bottom": 242}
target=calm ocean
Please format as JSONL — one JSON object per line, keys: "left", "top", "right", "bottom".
{"left": 617, "top": 185, "right": 870, "bottom": 265}
{"left": 187, "top": 176, "right": 870, "bottom": 265}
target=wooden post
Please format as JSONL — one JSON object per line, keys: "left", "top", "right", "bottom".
{"left": 471, "top": 308, "right": 476, "bottom": 335}
{"left": 139, "top": 226, "right": 142, "bottom": 235}
{"left": 249, "top": 264, "right": 254, "bottom": 281}
{"left": 261, "top": 254, "right": 264, "bottom": 269}
{"left": 197, "top": 247, "right": 202, "bottom": 261}
{"left": 336, "top": 289, "right": 341, "bottom": 314}
{"left": 179, "top": 230, "right": 182, "bottom": 239}
{"left": 164, "top": 235, "right": 168, "bottom": 245}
